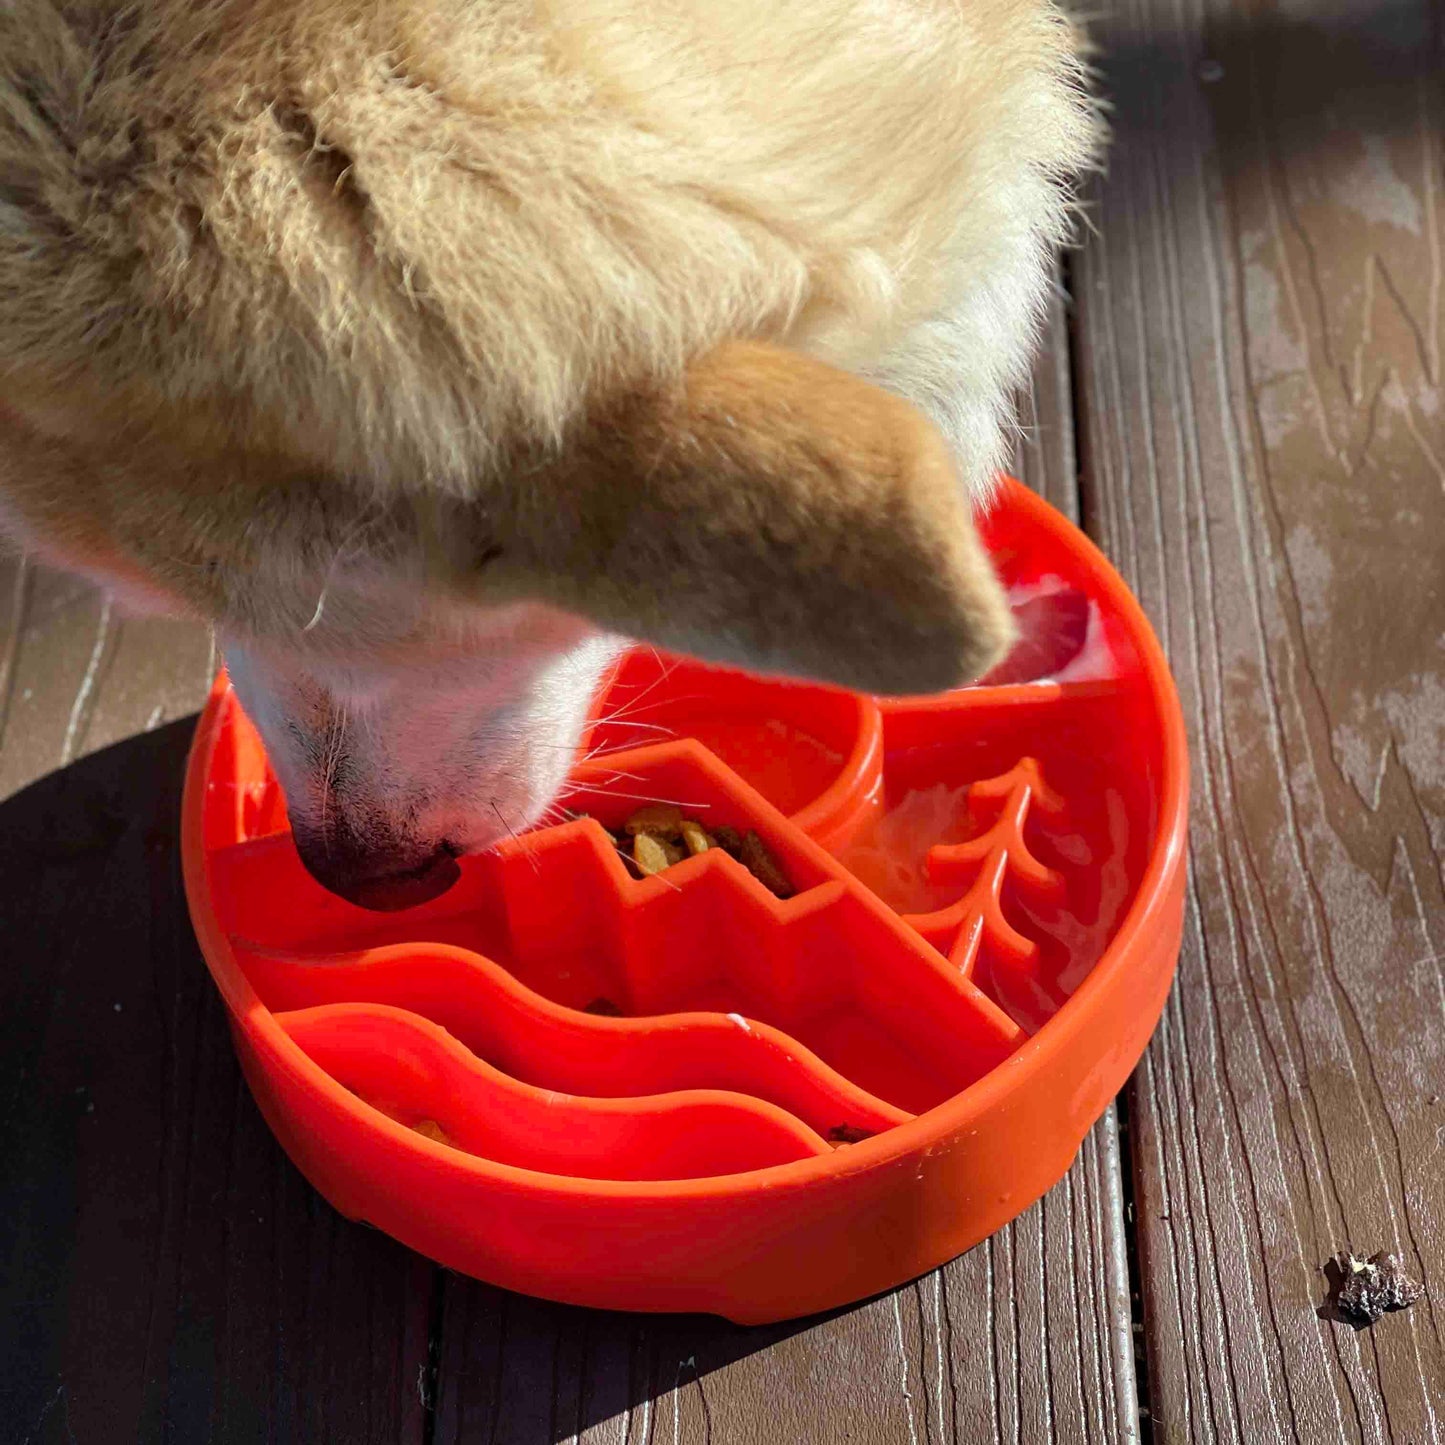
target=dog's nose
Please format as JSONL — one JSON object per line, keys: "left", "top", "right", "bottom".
{"left": 293, "top": 833, "right": 462, "bottom": 912}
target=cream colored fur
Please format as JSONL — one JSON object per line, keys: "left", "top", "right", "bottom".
{"left": 0, "top": 0, "right": 1100, "bottom": 904}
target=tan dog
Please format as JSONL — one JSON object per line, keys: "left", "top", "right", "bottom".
{"left": 0, "top": 0, "right": 1099, "bottom": 907}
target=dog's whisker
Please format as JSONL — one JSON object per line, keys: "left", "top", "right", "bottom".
{"left": 583, "top": 740, "right": 678, "bottom": 762}
{"left": 592, "top": 719, "right": 676, "bottom": 735}
{"left": 491, "top": 799, "right": 543, "bottom": 875}
{"left": 301, "top": 586, "right": 329, "bottom": 632}
{"left": 574, "top": 787, "right": 713, "bottom": 809}
{"left": 594, "top": 666, "right": 687, "bottom": 724}
{"left": 599, "top": 690, "right": 712, "bottom": 725}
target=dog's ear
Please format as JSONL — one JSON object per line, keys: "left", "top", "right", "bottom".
{"left": 491, "top": 342, "right": 1015, "bottom": 695}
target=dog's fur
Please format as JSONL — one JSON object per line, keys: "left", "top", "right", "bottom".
{"left": 0, "top": 0, "right": 1099, "bottom": 904}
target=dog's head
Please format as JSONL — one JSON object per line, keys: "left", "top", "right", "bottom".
{"left": 1, "top": 341, "right": 1014, "bottom": 906}
{"left": 0, "top": 0, "right": 1098, "bottom": 906}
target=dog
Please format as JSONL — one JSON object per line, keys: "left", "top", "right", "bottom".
{"left": 0, "top": 0, "right": 1099, "bottom": 909}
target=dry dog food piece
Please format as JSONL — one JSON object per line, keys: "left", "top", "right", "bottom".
{"left": 568, "top": 810, "right": 645, "bottom": 875}
{"left": 571, "top": 806, "right": 793, "bottom": 897}
{"left": 1328, "top": 1251, "right": 1423, "bottom": 1324}
{"left": 624, "top": 803, "right": 685, "bottom": 836}
{"left": 828, "top": 1124, "right": 876, "bottom": 1146}
{"left": 739, "top": 830, "right": 794, "bottom": 899}
{"left": 633, "top": 831, "right": 684, "bottom": 875}
{"left": 412, "top": 1119, "right": 450, "bottom": 1146}
{"left": 584, "top": 996, "right": 622, "bottom": 1016}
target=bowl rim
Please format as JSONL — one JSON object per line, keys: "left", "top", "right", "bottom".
{"left": 182, "top": 477, "right": 1189, "bottom": 1202}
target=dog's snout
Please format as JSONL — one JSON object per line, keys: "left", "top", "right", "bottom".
{"left": 293, "top": 830, "right": 461, "bottom": 912}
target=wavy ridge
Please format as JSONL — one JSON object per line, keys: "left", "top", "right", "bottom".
{"left": 279, "top": 1002, "right": 834, "bottom": 1180}
{"left": 237, "top": 938, "right": 912, "bottom": 1139}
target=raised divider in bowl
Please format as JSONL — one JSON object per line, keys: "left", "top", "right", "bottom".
{"left": 213, "top": 739, "right": 1023, "bottom": 1121}
{"left": 237, "top": 940, "right": 911, "bottom": 1138}
{"left": 279, "top": 1002, "right": 834, "bottom": 1180}
{"left": 850, "top": 683, "right": 1161, "bottom": 1033}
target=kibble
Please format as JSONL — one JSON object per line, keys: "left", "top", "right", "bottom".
{"left": 633, "top": 831, "right": 684, "bottom": 875}
{"left": 569, "top": 807, "right": 792, "bottom": 897}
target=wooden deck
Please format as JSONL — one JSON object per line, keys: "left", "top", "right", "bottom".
{"left": 2, "top": 0, "right": 1440, "bottom": 1437}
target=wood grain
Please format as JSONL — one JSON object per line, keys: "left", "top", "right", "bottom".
{"left": 0, "top": 556, "right": 215, "bottom": 799}
{"left": 0, "top": 569, "right": 431, "bottom": 1445}
{"left": 1074, "top": 0, "right": 1445, "bottom": 1438}
{"left": 430, "top": 1112, "right": 1136, "bottom": 1445}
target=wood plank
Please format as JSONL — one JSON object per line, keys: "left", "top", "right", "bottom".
{"left": 432, "top": 1120, "right": 1137, "bottom": 1445}
{"left": 1014, "top": 277, "right": 1084, "bottom": 523}
{"left": 429, "top": 294, "right": 1143, "bottom": 1445}
{"left": 1073, "top": 0, "right": 1445, "bottom": 1437}
{"left": 0, "top": 581, "right": 431, "bottom": 1445}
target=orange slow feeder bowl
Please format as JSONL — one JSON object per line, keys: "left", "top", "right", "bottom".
{"left": 182, "top": 478, "right": 1188, "bottom": 1325}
